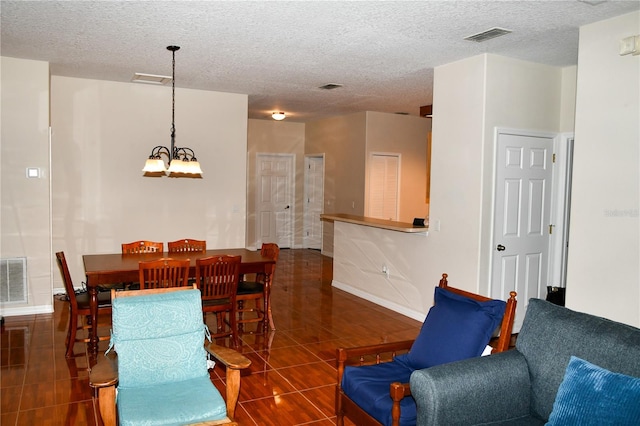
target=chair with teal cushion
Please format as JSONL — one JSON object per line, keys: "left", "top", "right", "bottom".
{"left": 89, "top": 285, "right": 250, "bottom": 426}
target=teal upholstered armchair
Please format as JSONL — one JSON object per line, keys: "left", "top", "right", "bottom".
{"left": 89, "top": 285, "right": 250, "bottom": 426}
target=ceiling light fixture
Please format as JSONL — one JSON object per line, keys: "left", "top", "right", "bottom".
{"left": 142, "top": 46, "right": 202, "bottom": 177}
{"left": 272, "top": 112, "right": 286, "bottom": 121}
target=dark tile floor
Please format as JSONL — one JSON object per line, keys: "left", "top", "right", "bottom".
{"left": 1, "top": 249, "right": 423, "bottom": 425}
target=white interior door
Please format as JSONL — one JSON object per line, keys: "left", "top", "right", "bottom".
{"left": 368, "top": 153, "right": 399, "bottom": 221}
{"left": 304, "top": 155, "right": 324, "bottom": 249}
{"left": 492, "top": 130, "right": 554, "bottom": 331}
{"left": 256, "top": 154, "right": 294, "bottom": 248}
{"left": 549, "top": 134, "right": 574, "bottom": 289}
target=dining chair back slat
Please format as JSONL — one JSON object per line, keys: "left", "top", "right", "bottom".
{"left": 121, "top": 240, "right": 163, "bottom": 254}
{"left": 195, "top": 255, "right": 241, "bottom": 342}
{"left": 168, "top": 239, "right": 206, "bottom": 253}
{"left": 138, "top": 258, "right": 190, "bottom": 289}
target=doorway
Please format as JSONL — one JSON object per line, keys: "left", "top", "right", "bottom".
{"left": 255, "top": 153, "right": 295, "bottom": 249}
{"left": 548, "top": 134, "right": 574, "bottom": 290}
{"left": 303, "top": 155, "right": 324, "bottom": 250}
{"left": 491, "top": 129, "right": 555, "bottom": 330}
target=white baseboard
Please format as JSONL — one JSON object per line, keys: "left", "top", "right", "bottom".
{"left": 331, "top": 279, "right": 426, "bottom": 323}
{"left": 1, "top": 304, "right": 53, "bottom": 317}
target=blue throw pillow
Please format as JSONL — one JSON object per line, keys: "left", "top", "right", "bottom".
{"left": 546, "top": 356, "right": 640, "bottom": 426}
{"left": 397, "top": 286, "right": 506, "bottom": 370}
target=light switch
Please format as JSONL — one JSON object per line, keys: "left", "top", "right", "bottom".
{"left": 26, "top": 167, "right": 40, "bottom": 178}
{"left": 619, "top": 35, "right": 640, "bottom": 56}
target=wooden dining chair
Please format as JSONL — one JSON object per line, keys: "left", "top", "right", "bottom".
{"left": 119, "top": 241, "right": 164, "bottom": 290}
{"left": 195, "top": 255, "right": 241, "bottom": 344}
{"left": 121, "top": 240, "right": 163, "bottom": 254}
{"left": 56, "top": 251, "right": 112, "bottom": 358}
{"left": 138, "top": 258, "right": 190, "bottom": 289}
{"left": 167, "top": 238, "right": 206, "bottom": 253}
{"left": 237, "top": 243, "right": 279, "bottom": 332}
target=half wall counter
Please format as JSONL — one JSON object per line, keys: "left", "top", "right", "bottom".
{"left": 321, "top": 214, "right": 431, "bottom": 322}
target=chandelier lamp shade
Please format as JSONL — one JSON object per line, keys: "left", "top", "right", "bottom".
{"left": 142, "top": 46, "right": 203, "bottom": 177}
{"left": 272, "top": 111, "right": 286, "bottom": 121}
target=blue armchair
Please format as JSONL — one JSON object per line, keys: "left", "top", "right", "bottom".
{"left": 336, "top": 274, "right": 517, "bottom": 426}
{"left": 89, "top": 285, "right": 250, "bottom": 426}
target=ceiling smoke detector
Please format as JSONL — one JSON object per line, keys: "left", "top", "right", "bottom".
{"left": 318, "top": 83, "right": 343, "bottom": 90}
{"left": 464, "top": 27, "right": 512, "bottom": 42}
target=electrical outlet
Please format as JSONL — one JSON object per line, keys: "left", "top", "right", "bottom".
{"left": 382, "top": 265, "right": 390, "bottom": 278}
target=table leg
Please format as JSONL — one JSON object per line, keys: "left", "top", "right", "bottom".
{"left": 263, "top": 270, "right": 276, "bottom": 332}
{"left": 88, "top": 281, "right": 99, "bottom": 355}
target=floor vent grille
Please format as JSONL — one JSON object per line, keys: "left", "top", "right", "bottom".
{"left": 1, "top": 257, "right": 28, "bottom": 304}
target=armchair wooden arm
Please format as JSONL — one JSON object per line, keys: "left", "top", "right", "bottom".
{"left": 206, "top": 343, "right": 252, "bottom": 419}
{"left": 336, "top": 340, "right": 414, "bottom": 426}
{"left": 89, "top": 352, "right": 118, "bottom": 426}
{"left": 89, "top": 345, "right": 250, "bottom": 426}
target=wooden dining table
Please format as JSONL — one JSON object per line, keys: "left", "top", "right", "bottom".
{"left": 83, "top": 248, "right": 276, "bottom": 355}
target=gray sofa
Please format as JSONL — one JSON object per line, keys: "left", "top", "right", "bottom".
{"left": 410, "top": 298, "right": 640, "bottom": 425}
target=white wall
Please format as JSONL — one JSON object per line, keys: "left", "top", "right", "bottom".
{"left": 1, "top": 57, "right": 52, "bottom": 315}
{"left": 331, "top": 53, "right": 563, "bottom": 319}
{"left": 306, "top": 111, "right": 430, "bottom": 255}
{"left": 567, "top": 11, "right": 640, "bottom": 327}
{"left": 560, "top": 66, "right": 578, "bottom": 132}
{"left": 429, "top": 55, "right": 487, "bottom": 291}
{"left": 429, "top": 53, "right": 563, "bottom": 298}
{"left": 332, "top": 221, "right": 431, "bottom": 321}
{"left": 365, "top": 111, "right": 430, "bottom": 223}
{"left": 306, "top": 112, "right": 368, "bottom": 255}
{"left": 479, "top": 55, "right": 563, "bottom": 294}
{"left": 247, "top": 119, "right": 306, "bottom": 249}
{"left": 51, "top": 76, "right": 248, "bottom": 290}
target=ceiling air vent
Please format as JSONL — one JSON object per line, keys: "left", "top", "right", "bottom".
{"left": 464, "top": 27, "right": 512, "bottom": 43}
{"left": 318, "top": 83, "right": 343, "bottom": 90}
{"left": 131, "top": 73, "right": 172, "bottom": 85}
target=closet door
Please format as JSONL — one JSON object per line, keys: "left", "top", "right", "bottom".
{"left": 368, "top": 153, "right": 399, "bottom": 221}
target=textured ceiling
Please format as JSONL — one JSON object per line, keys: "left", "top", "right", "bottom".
{"left": 2, "top": 1, "right": 639, "bottom": 122}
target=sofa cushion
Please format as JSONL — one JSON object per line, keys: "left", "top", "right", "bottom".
{"left": 117, "top": 376, "right": 227, "bottom": 426}
{"left": 342, "top": 359, "right": 416, "bottom": 426}
{"left": 547, "top": 356, "right": 640, "bottom": 426}
{"left": 398, "top": 286, "right": 506, "bottom": 370}
{"left": 516, "top": 299, "right": 640, "bottom": 421}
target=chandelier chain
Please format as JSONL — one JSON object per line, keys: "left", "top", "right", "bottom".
{"left": 171, "top": 48, "right": 176, "bottom": 139}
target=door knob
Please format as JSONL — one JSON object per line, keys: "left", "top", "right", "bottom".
{"left": 496, "top": 244, "right": 506, "bottom": 251}
{"left": 284, "top": 205, "right": 290, "bottom": 210}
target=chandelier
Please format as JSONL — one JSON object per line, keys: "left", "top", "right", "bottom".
{"left": 142, "top": 46, "right": 203, "bottom": 177}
